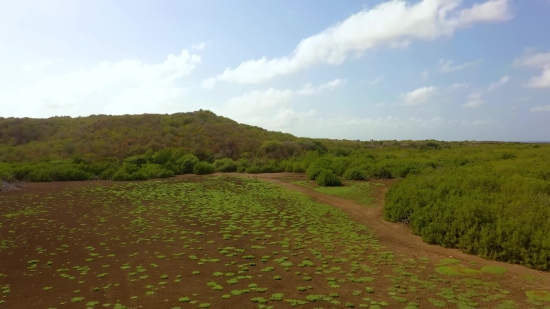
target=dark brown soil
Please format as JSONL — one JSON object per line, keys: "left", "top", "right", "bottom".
{"left": 0, "top": 174, "right": 548, "bottom": 309}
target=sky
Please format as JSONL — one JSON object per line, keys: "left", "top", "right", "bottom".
{"left": 1, "top": 0, "right": 549, "bottom": 141}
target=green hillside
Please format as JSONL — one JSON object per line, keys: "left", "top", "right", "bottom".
{"left": 0, "top": 110, "right": 327, "bottom": 162}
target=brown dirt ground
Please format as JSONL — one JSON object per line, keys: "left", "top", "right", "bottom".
{"left": 1, "top": 174, "right": 549, "bottom": 309}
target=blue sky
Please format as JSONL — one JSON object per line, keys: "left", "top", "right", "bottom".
{"left": 1, "top": 0, "right": 549, "bottom": 141}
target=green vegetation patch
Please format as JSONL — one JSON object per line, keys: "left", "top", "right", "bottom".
{"left": 480, "top": 266, "right": 508, "bottom": 274}
{"left": 435, "top": 266, "right": 480, "bottom": 276}
{"left": 526, "top": 291, "right": 550, "bottom": 302}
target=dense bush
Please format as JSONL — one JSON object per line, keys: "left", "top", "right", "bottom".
{"left": 307, "top": 167, "right": 324, "bottom": 180}
{"left": 176, "top": 154, "right": 199, "bottom": 174}
{"left": 140, "top": 163, "right": 174, "bottom": 179}
{"left": 384, "top": 165, "right": 550, "bottom": 271}
{"left": 343, "top": 167, "right": 367, "bottom": 180}
{"left": 316, "top": 169, "right": 342, "bottom": 186}
{"left": 213, "top": 158, "right": 238, "bottom": 172}
{"left": 245, "top": 166, "right": 262, "bottom": 174}
{"left": 193, "top": 161, "right": 215, "bottom": 175}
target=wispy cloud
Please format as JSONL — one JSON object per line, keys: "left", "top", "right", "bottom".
{"left": 449, "top": 82, "right": 468, "bottom": 91}
{"left": 514, "top": 50, "right": 550, "bottom": 88}
{"left": 401, "top": 86, "right": 437, "bottom": 106}
{"left": 530, "top": 105, "right": 550, "bottom": 112}
{"left": 23, "top": 60, "right": 54, "bottom": 72}
{"left": 367, "top": 75, "right": 385, "bottom": 86}
{"left": 297, "top": 78, "right": 346, "bottom": 95}
{"left": 3, "top": 50, "right": 201, "bottom": 117}
{"left": 463, "top": 75, "right": 509, "bottom": 108}
{"left": 224, "top": 79, "right": 345, "bottom": 116}
{"left": 191, "top": 41, "right": 212, "bottom": 51}
{"left": 203, "top": 0, "right": 512, "bottom": 87}
{"left": 439, "top": 58, "right": 483, "bottom": 73}
{"left": 421, "top": 70, "right": 430, "bottom": 81}
{"left": 463, "top": 92, "right": 484, "bottom": 108}
{"left": 487, "top": 75, "right": 509, "bottom": 91}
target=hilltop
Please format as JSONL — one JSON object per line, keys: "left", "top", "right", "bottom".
{"left": 0, "top": 110, "right": 327, "bottom": 162}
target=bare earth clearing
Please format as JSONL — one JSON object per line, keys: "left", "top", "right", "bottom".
{"left": 0, "top": 174, "right": 549, "bottom": 309}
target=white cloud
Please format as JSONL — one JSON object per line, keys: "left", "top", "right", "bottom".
{"left": 462, "top": 75, "right": 508, "bottom": 108}
{"left": 271, "top": 108, "right": 317, "bottom": 129}
{"left": 421, "top": 70, "right": 430, "bottom": 81}
{"left": 203, "top": 0, "right": 512, "bottom": 87}
{"left": 366, "top": 75, "right": 384, "bottom": 86}
{"left": 461, "top": 119, "right": 498, "bottom": 126}
{"left": 530, "top": 105, "right": 550, "bottom": 112}
{"left": 191, "top": 42, "right": 206, "bottom": 50}
{"left": 191, "top": 41, "right": 212, "bottom": 51}
{"left": 222, "top": 79, "right": 344, "bottom": 119}
{"left": 226, "top": 88, "right": 294, "bottom": 115}
{"left": 439, "top": 58, "right": 483, "bottom": 73}
{"left": 23, "top": 60, "right": 54, "bottom": 72}
{"left": 201, "top": 77, "right": 217, "bottom": 89}
{"left": 401, "top": 86, "right": 437, "bottom": 105}
{"left": 513, "top": 50, "right": 550, "bottom": 88}
{"left": 487, "top": 75, "right": 509, "bottom": 91}
{"left": 463, "top": 91, "right": 484, "bottom": 108}
{"left": 514, "top": 96, "right": 530, "bottom": 102}
{"left": 297, "top": 78, "right": 345, "bottom": 95}
{"left": 449, "top": 82, "right": 468, "bottom": 90}
{"left": 2, "top": 49, "right": 201, "bottom": 117}
{"left": 451, "top": 0, "right": 512, "bottom": 25}
{"left": 525, "top": 67, "right": 550, "bottom": 88}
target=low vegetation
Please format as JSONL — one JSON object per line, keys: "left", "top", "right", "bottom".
{"left": 0, "top": 176, "right": 538, "bottom": 308}
{"left": 1, "top": 111, "right": 549, "bottom": 273}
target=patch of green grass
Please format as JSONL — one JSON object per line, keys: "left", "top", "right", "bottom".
{"left": 480, "top": 266, "right": 508, "bottom": 274}
{"left": 526, "top": 291, "right": 550, "bottom": 302}
{"left": 435, "top": 266, "right": 480, "bottom": 276}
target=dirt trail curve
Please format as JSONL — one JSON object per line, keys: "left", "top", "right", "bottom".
{"left": 231, "top": 172, "right": 550, "bottom": 291}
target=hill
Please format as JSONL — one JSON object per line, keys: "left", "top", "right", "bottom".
{"left": 0, "top": 110, "right": 327, "bottom": 162}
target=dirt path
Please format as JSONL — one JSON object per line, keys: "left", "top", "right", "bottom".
{"left": 237, "top": 173, "right": 550, "bottom": 292}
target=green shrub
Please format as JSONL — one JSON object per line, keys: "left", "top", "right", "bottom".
{"left": 235, "top": 158, "right": 251, "bottom": 173}
{"left": 384, "top": 166, "right": 550, "bottom": 271}
{"left": 129, "top": 171, "right": 148, "bottom": 180}
{"left": 28, "top": 169, "right": 52, "bottom": 182}
{"left": 100, "top": 168, "right": 118, "bottom": 180}
{"left": 343, "top": 168, "right": 366, "bottom": 180}
{"left": 49, "top": 166, "right": 91, "bottom": 181}
{"left": 213, "top": 158, "right": 238, "bottom": 172}
{"left": 123, "top": 155, "right": 147, "bottom": 166}
{"left": 193, "top": 162, "right": 215, "bottom": 175}
{"left": 121, "top": 163, "right": 140, "bottom": 174}
{"left": 368, "top": 165, "right": 392, "bottom": 179}
{"left": 176, "top": 154, "right": 199, "bottom": 174}
{"left": 0, "top": 167, "right": 15, "bottom": 181}
{"left": 140, "top": 163, "right": 174, "bottom": 179}
{"left": 245, "top": 166, "right": 262, "bottom": 174}
{"left": 291, "top": 162, "right": 306, "bottom": 173}
{"left": 111, "top": 170, "right": 132, "bottom": 181}
{"left": 307, "top": 167, "right": 324, "bottom": 180}
{"left": 316, "top": 169, "right": 342, "bottom": 186}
